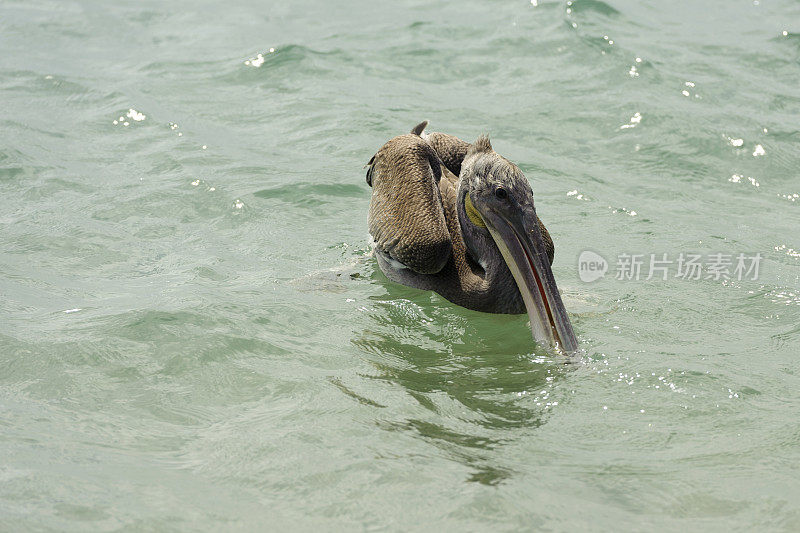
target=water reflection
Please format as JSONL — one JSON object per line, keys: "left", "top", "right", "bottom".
{"left": 350, "top": 277, "right": 571, "bottom": 485}
{"left": 377, "top": 418, "right": 514, "bottom": 487}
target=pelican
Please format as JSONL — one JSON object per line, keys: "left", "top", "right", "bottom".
{"left": 365, "top": 121, "right": 578, "bottom": 353}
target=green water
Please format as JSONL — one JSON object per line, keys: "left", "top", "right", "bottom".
{"left": 2, "top": 0, "right": 800, "bottom": 529}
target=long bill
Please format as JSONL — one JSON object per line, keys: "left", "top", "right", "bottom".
{"left": 483, "top": 209, "right": 578, "bottom": 353}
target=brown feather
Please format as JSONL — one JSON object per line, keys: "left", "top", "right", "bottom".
{"left": 367, "top": 134, "right": 451, "bottom": 274}
{"left": 366, "top": 125, "right": 527, "bottom": 314}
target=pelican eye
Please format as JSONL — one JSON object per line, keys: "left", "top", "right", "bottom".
{"left": 494, "top": 187, "right": 508, "bottom": 200}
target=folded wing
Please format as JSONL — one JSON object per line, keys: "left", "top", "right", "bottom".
{"left": 367, "top": 128, "right": 452, "bottom": 275}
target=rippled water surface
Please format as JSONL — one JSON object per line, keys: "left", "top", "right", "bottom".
{"left": 2, "top": 0, "right": 800, "bottom": 529}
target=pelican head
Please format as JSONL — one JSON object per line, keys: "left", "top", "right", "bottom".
{"left": 456, "top": 135, "right": 578, "bottom": 353}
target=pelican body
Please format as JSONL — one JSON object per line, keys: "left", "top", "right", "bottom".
{"left": 365, "top": 122, "right": 578, "bottom": 352}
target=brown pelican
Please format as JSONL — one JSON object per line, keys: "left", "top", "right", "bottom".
{"left": 365, "top": 121, "right": 578, "bottom": 353}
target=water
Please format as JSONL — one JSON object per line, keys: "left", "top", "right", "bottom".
{"left": 2, "top": 0, "right": 799, "bottom": 529}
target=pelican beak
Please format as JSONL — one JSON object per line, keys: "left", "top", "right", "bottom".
{"left": 482, "top": 208, "right": 578, "bottom": 353}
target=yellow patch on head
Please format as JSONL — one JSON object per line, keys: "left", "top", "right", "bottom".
{"left": 464, "top": 193, "right": 486, "bottom": 228}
